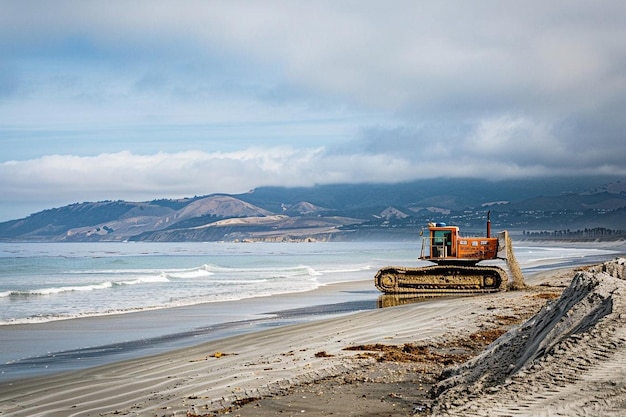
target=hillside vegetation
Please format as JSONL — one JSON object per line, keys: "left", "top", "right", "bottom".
{"left": 1, "top": 177, "right": 625, "bottom": 242}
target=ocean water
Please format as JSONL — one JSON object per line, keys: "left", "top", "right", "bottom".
{"left": 0, "top": 240, "right": 620, "bottom": 380}
{"left": 0, "top": 241, "right": 420, "bottom": 326}
{"left": 0, "top": 241, "right": 619, "bottom": 326}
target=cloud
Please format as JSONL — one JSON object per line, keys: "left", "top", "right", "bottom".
{"left": 337, "top": 114, "right": 626, "bottom": 176}
{"left": 1, "top": 1, "right": 626, "bottom": 220}
{"left": 0, "top": 147, "right": 405, "bottom": 202}
{"left": 4, "top": 1, "right": 625, "bottom": 115}
{"left": 2, "top": 144, "right": 624, "bottom": 206}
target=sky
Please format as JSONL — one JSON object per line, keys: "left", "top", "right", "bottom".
{"left": 1, "top": 1, "right": 626, "bottom": 221}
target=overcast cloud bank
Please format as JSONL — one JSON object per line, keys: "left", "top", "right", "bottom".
{"left": 1, "top": 1, "right": 625, "bottom": 220}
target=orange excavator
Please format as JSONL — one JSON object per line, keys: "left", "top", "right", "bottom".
{"left": 375, "top": 213, "right": 513, "bottom": 294}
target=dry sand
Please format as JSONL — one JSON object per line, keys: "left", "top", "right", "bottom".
{"left": 1, "top": 257, "right": 625, "bottom": 417}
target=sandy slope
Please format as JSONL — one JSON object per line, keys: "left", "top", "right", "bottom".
{"left": 432, "top": 257, "right": 626, "bottom": 417}
{"left": 0, "top": 258, "right": 624, "bottom": 417}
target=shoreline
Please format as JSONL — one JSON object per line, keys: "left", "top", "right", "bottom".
{"left": 1, "top": 245, "right": 623, "bottom": 383}
{"left": 0, "top": 278, "right": 380, "bottom": 382}
{"left": 0, "top": 263, "right": 580, "bottom": 417}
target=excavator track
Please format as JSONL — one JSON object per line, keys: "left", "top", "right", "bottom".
{"left": 374, "top": 264, "right": 507, "bottom": 295}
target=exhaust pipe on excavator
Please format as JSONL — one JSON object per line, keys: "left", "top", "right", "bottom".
{"left": 486, "top": 210, "right": 491, "bottom": 238}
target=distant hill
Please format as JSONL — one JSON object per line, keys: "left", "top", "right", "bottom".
{"left": 1, "top": 176, "right": 624, "bottom": 242}
{"left": 234, "top": 177, "right": 621, "bottom": 212}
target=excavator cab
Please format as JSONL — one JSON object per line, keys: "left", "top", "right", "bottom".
{"left": 427, "top": 224, "right": 456, "bottom": 258}
{"left": 420, "top": 222, "right": 499, "bottom": 265}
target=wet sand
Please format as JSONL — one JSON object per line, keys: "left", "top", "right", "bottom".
{"left": 1, "top": 251, "right": 625, "bottom": 416}
{"left": 0, "top": 279, "right": 380, "bottom": 382}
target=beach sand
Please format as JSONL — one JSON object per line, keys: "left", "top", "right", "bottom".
{"left": 1, "top": 256, "right": 625, "bottom": 416}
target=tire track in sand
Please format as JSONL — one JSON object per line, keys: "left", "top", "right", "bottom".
{"left": 432, "top": 258, "right": 626, "bottom": 417}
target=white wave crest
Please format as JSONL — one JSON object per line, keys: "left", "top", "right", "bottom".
{"left": 116, "top": 274, "right": 170, "bottom": 286}
{"left": 8, "top": 282, "right": 114, "bottom": 297}
{"left": 318, "top": 264, "right": 373, "bottom": 274}
{"left": 163, "top": 264, "right": 215, "bottom": 279}
{"left": 200, "top": 263, "right": 320, "bottom": 275}
{"left": 3, "top": 275, "right": 173, "bottom": 298}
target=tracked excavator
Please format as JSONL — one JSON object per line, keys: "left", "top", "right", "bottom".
{"left": 375, "top": 214, "right": 517, "bottom": 295}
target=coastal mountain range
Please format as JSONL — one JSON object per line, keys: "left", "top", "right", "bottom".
{"left": 1, "top": 177, "right": 625, "bottom": 242}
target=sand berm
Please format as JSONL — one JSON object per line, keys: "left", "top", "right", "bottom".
{"left": 431, "top": 257, "right": 626, "bottom": 416}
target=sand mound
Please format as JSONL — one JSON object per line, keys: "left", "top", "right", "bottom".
{"left": 505, "top": 233, "right": 526, "bottom": 290}
{"left": 431, "top": 257, "right": 626, "bottom": 416}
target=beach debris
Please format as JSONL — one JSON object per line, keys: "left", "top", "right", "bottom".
{"left": 314, "top": 351, "right": 334, "bottom": 358}
{"left": 343, "top": 326, "right": 512, "bottom": 367}
{"left": 344, "top": 343, "right": 468, "bottom": 365}
{"left": 188, "top": 351, "right": 236, "bottom": 362}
